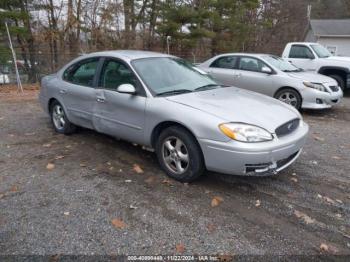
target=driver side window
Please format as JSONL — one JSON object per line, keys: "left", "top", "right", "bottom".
{"left": 289, "top": 45, "right": 314, "bottom": 59}
{"left": 100, "top": 60, "right": 138, "bottom": 90}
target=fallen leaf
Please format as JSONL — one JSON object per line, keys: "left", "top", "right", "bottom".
{"left": 55, "top": 155, "right": 65, "bottom": 160}
{"left": 313, "top": 135, "right": 325, "bottom": 142}
{"left": 175, "top": 243, "right": 185, "bottom": 254}
{"left": 133, "top": 164, "right": 144, "bottom": 174}
{"left": 10, "top": 185, "right": 19, "bottom": 192}
{"left": 255, "top": 200, "right": 261, "bottom": 207}
{"left": 162, "top": 179, "right": 173, "bottom": 186}
{"left": 320, "top": 243, "right": 329, "bottom": 252}
{"left": 111, "top": 218, "right": 127, "bottom": 229}
{"left": 311, "top": 160, "right": 318, "bottom": 165}
{"left": 64, "top": 212, "right": 70, "bottom": 216}
{"left": 211, "top": 196, "right": 223, "bottom": 207}
{"left": 332, "top": 156, "right": 341, "bottom": 160}
{"left": 125, "top": 179, "right": 132, "bottom": 183}
{"left": 336, "top": 199, "right": 343, "bottom": 204}
{"left": 292, "top": 172, "right": 297, "bottom": 176}
{"left": 144, "top": 176, "right": 155, "bottom": 184}
{"left": 25, "top": 132, "right": 35, "bottom": 136}
{"left": 46, "top": 163, "right": 55, "bottom": 170}
{"left": 324, "top": 196, "right": 335, "bottom": 204}
{"left": 317, "top": 194, "right": 323, "bottom": 199}
{"left": 43, "top": 143, "right": 52, "bottom": 148}
{"left": 290, "top": 177, "right": 298, "bottom": 183}
{"left": 207, "top": 223, "right": 216, "bottom": 233}
{"left": 79, "top": 163, "right": 86, "bottom": 167}
{"left": 335, "top": 213, "right": 342, "bottom": 218}
{"left": 65, "top": 145, "right": 71, "bottom": 149}
{"left": 294, "top": 210, "right": 315, "bottom": 224}
{"left": 0, "top": 194, "right": 4, "bottom": 199}
{"left": 0, "top": 117, "right": 4, "bottom": 120}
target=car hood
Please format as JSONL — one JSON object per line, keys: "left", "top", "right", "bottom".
{"left": 326, "top": 56, "right": 350, "bottom": 63}
{"left": 166, "top": 87, "right": 300, "bottom": 133}
{"left": 287, "top": 71, "right": 336, "bottom": 84}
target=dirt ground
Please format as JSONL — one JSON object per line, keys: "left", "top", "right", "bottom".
{"left": 0, "top": 86, "right": 349, "bottom": 257}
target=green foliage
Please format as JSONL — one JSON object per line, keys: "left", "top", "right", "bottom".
{"left": 155, "top": 0, "right": 259, "bottom": 53}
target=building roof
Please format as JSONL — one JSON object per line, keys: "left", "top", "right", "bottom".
{"left": 310, "top": 19, "right": 350, "bottom": 37}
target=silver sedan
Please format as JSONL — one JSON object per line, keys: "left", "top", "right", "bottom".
{"left": 199, "top": 53, "right": 343, "bottom": 110}
{"left": 39, "top": 51, "right": 309, "bottom": 182}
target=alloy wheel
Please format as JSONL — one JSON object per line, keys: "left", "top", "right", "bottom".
{"left": 162, "top": 136, "right": 189, "bottom": 174}
{"left": 278, "top": 92, "right": 298, "bottom": 108}
{"left": 52, "top": 104, "right": 66, "bottom": 130}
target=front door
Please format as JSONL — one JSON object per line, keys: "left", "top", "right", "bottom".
{"left": 287, "top": 44, "right": 318, "bottom": 72}
{"left": 93, "top": 58, "right": 147, "bottom": 145}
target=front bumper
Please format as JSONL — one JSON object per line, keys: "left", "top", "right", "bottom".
{"left": 301, "top": 87, "right": 343, "bottom": 109}
{"left": 199, "top": 122, "right": 309, "bottom": 176}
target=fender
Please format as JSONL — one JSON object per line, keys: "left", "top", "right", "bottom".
{"left": 318, "top": 66, "right": 350, "bottom": 74}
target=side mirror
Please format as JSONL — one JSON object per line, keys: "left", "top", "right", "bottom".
{"left": 261, "top": 66, "right": 272, "bottom": 74}
{"left": 117, "top": 84, "right": 136, "bottom": 94}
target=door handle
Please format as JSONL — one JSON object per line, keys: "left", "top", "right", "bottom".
{"left": 59, "top": 89, "right": 67, "bottom": 94}
{"left": 96, "top": 98, "right": 105, "bottom": 103}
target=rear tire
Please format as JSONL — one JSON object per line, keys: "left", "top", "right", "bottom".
{"left": 329, "top": 75, "right": 345, "bottom": 91}
{"left": 50, "top": 100, "right": 77, "bottom": 135}
{"left": 156, "top": 126, "right": 205, "bottom": 182}
{"left": 274, "top": 88, "right": 302, "bottom": 110}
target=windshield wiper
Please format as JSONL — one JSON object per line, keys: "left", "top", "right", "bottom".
{"left": 194, "top": 84, "right": 221, "bottom": 92}
{"left": 155, "top": 89, "right": 193, "bottom": 97}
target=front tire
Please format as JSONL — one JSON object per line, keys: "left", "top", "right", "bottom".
{"left": 156, "top": 126, "right": 205, "bottom": 182}
{"left": 274, "top": 88, "right": 302, "bottom": 110}
{"left": 50, "top": 100, "right": 77, "bottom": 135}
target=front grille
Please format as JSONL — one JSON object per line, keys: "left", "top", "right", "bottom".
{"left": 329, "top": 86, "right": 339, "bottom": 92}
{"left": 275, "top": 119, "right": 300, "bottom": 138}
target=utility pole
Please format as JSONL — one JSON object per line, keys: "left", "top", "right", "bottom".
{"left": 5, "top": 20, "right": 23, "bottom": 93}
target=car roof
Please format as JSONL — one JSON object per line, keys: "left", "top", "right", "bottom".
{"left": 80, "top": 50, "right": 173, "bottom": 62}
{"left": 214, "top": 53, "right": 275, "bottom": 58}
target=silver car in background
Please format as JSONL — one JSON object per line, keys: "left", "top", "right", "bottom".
{"left": 199, "top": 53, "right": 343, "bottom": 109}
{"left": 39, "top": 50, "right": 308, "bottom": 182}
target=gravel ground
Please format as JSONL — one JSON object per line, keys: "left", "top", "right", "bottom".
{"left": 0, "top": 89, "right": 349, "bottom": 257}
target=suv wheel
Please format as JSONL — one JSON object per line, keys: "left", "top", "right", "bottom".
{"left": 156, "top": 126, "right": 205, "bottom": 182}
{"left": 50, "top": 101, "right": 77, "bottom": 134}
{"left": 329, "top": 75, "right": 345, "bottom": 91}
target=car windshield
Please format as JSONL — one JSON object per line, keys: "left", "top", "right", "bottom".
{"left": 131, "top": 57, "right": 220, "bottom": 96}
{"left": 311, "top": 44, "right": 332, "bottom": 58}
{"left": 262, "top": 55, "right": 302, "bottom": 72}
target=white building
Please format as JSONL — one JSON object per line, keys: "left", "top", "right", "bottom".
{"left": 304, "top": 19, "right": 350, "bottom": 56}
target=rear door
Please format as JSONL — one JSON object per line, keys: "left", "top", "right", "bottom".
{"left": 287, "top": 44, "right": 318, "bottom": 71}
{"left": 92, "top": 58, "right": 147, "bottom": 144}
{"left": 206, "top": 56, "right": 239, "bottom": 86}
{"left": 234, "top": 56, "right": 274, "bottom": 96}
{"left": 60, "top": 57, "right": 101, "bottom": 129}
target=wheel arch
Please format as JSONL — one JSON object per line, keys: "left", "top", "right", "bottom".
{"left": 318, "top": 66, "right": 348, "bottom": 81}
{"left": 150, "top": 121, "right": 200, "bottom": 149}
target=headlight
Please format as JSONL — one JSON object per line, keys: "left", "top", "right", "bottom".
{"left": 303, "top": 81, "right": 327, "bottom": 92}
{"left": 219, "top": 123, "right": 273, "bottom": 143}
